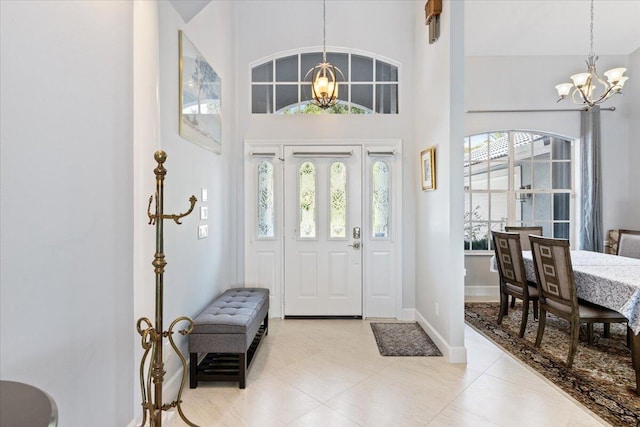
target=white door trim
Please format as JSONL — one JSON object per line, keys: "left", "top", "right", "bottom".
{"left": 244, "top": 139, "right": 403, "bottom": 319}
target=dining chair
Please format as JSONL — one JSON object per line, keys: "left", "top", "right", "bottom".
{"left": 504, "top": 226, "right": 543, "bottom": 308}
{"left": 504, "top": 226, "right": 543, "bottom": 251}
{"left": 492, "top": 231, "right": 539, "bottom": 338}
{"left": 529, "top": 235, "right": 628, "bottom": 368}
{"left": 617, "top": 229, "right": 640, "bottom": 259}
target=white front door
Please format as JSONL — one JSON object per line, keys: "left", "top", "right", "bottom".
{"left": 283, "top": 146, "right": 362, "bottom": 316}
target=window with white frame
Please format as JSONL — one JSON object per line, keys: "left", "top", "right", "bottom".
{"left": 464, "top": 131, "right": 573, "bottom": 251}
{"left": 251, "top": 51, "right": 399, "bottom": 114}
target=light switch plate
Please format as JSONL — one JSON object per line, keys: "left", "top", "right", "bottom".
{"left": 200, "top": 206, "right": 208, "bottom": 220}
{"left": 201, "top": 188, "right": 208, "bottom": 202}
{"left": 198, "top": 225, "right": 208, "bottom": 239}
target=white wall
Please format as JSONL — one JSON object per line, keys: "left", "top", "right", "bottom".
{"left": 144, "top": 0, "right": 238, "bottom": 414}
{"left": 464, "top": 53, "right": 639, "bottom": 296}
{"left": 234, "top": 0, "right": 418, "bottom": 310}
{"left": 0, "top": 1, "right": 134, "bottom": 425}
{"left": 413, "top": 0, "right": 467, "bottom": 361}
{"left": 628, "top": 47, "right": 640, "bottom": 229}
{"left": 133, "top": 0, "right": 162, "bottom": 418}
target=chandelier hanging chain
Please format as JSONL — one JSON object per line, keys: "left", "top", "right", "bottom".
{"left": 322, "top": 0, "right": 327, "bottom": 62}
{"left": 589, "top": 0, "right": 594, "bottom": 58}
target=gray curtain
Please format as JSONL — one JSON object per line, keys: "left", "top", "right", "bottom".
{"left": 579, "top": 105, "right": 603, "bottom": 252}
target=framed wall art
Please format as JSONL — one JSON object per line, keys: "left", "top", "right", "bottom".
{"left": 420, "top": 147, "right": 436, "bottom": 191}
{"left": 179, "top": 30, "right": 221, "bottom": 153}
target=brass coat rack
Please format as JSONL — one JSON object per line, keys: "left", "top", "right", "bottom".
{"left": 137, "top": 150, "right": 199, "bottom": 427}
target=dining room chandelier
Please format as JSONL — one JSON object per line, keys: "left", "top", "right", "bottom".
{"left": 554, "top": 0, "right": 629, "bottom": 108}
{"left": 305, "top": 0, "right": 344, "bottom": 109}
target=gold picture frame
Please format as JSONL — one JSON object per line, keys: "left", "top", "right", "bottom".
{"left": 420, "top": 147, "right": 436, "bottom": 191}
{"left": 179, "top": 30, "right": 221, "bottom": 153}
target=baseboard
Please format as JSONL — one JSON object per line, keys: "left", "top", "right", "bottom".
{"left": 415, "top": 309, "right": 467, "bottom": 364}
{"left": 464, "top": 285, "right": 499, "bottom": 301}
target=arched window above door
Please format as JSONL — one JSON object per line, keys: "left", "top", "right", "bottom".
{"left": 251, "top": 50, "right": 399, "bottom": 114}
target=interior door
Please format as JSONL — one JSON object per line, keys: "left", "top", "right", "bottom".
{"left": 284, "top": 146, "right": 362, "bottom": 316}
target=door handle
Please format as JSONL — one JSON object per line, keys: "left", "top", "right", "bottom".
{"left": 348, "top": 241, "right": 361, "bottom": 250}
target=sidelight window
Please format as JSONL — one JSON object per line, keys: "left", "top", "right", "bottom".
{"left": 299, "top": 162, "right": 317, "bottom": 238}
{"left": 371, "top": 161, "right": 390, "bottom": 238}
{"left": 329, "top": 162, "right": 347, "bottom": 238}
{"left": 257, "top": 161, "right": 275, "bottom": 238}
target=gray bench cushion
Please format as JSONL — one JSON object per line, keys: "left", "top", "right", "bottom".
{"left": 189, "top": 287, "right": 269, "bottom": 354}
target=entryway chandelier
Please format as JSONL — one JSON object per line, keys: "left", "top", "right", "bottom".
{"left": 554, "top": 0, "right": 629, "bottom": 108}
{"left": 305, "top": 0, "right": 344, "bottom": 109}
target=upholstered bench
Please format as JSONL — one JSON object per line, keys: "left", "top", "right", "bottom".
{"left": 189, "top": 287, "right": 269, "bottom": 389}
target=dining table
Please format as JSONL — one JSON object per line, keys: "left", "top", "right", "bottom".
{"left": 495, "top": 249, "right": 640, "bottom": 394}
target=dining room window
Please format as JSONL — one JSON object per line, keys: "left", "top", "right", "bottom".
{"left": 464, "top": 131, "right": 574, "bottom": 252}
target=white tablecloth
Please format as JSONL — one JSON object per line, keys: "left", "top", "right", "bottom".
{"left": 493, "top": 250, "right": 640, "bottom": 334}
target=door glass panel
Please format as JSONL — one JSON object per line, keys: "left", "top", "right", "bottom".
{"left": 257, "top": 161, "right": 274, "bottom": 238}
{"left": 299, "top": 162, "right": 316, "bottom": 238}
{"left": 372, "top": 161, "right": 390, "bottom": 238}
{"left": 329, "top": 162, "right": 347, "bottom": 238}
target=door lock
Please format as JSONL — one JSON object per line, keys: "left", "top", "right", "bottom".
{"left": 348, "top": 241, "right": 361, "bottom": 250}
{"left": 353, "top": 227, "right": 361, "bottom": 239}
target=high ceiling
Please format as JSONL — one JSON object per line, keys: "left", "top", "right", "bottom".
{"left": 168, "top": 0, "right": 640, "bottom": 57}
{"left": 465, "top": 0, "right": 640, "bottom": 56}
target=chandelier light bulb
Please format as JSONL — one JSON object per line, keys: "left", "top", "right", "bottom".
{"left": 570, "top": 72, "right": 591, "bottom": 88}
{"left": 555, "top": 83, "right": 573, "bottom": 98}
{"left": 604, "top": 68, "right": 627, "bottom": 84}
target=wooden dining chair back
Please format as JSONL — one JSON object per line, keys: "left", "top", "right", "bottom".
{"left": 503, "top": 226, "right": 543, "bottom": 309}
{"left": 492, "top": 231, "right": 539, "bottom": 338}
{"left": 504, "top": 226, "right": 543, "bottom": 251}
{"left": 529, "top": 235, "right": 628, "bottom": 368}
{"left": 617, "top": 229, "right": 640, "bottom": 259}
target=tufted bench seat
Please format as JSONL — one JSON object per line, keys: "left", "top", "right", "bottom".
{"left": 189, "top": 287, "right": 269, "bottom": 389}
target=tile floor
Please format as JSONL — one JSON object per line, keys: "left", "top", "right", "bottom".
{"left": 172, "top": 319, "right": 608, "bottom": 427}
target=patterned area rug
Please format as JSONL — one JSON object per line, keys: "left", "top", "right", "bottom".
{"left": 465, "top": 302, "right": 640, "bottom": 426}
{"left": 370, "top": 322, "right": 442, "bottom": 356}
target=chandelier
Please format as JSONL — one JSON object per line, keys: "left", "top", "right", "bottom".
{"left": 305, "top": 0, "right": 344, "bottom": 109}
{"left": 554, "top": 0, "right": 628, "bottom": 108}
